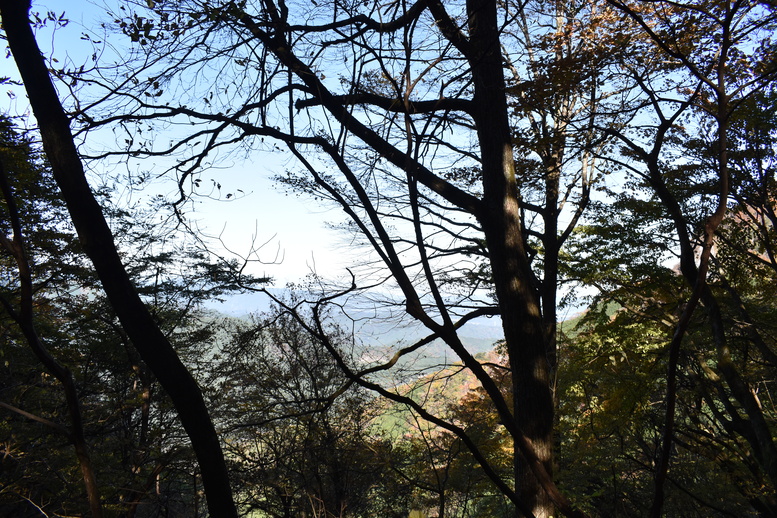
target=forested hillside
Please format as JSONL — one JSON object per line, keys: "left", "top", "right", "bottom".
{"left": 0, "top": 0, "right": 775, "bottom": 517}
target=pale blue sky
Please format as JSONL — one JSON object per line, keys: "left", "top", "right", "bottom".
{"left": 1, "top": 0, "right": 349, "bottom": 289}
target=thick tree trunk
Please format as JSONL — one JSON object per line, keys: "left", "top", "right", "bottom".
{"left": 467, "top": 1, "right": 554, "bottom": 516}
{"left": 0, "top": 3, "right": 238, "bottom": 517}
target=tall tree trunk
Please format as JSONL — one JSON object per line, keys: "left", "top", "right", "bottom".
{"left": 0, "top": 3, "right": 238, "bottom": 516}
{"left": 467, "top": 0, "right": 554, "bottom": 516}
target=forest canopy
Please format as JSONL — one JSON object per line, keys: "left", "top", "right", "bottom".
{"left": 0, "top": 0, "right": 776, "bottom": 517}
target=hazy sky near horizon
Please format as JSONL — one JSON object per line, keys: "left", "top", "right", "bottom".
{"left": 1, "top": 0, "right": 351, "bottom": 287}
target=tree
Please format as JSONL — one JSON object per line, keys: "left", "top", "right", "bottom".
{"left": 210, "top": 305, "right": 395, "bottom": 517}
{"left": 603, "top": 1, "right": 777, "bottom": 514}
{"left": 561, "top": 1, "right": 777, "bottom": 512}
{"left": 0, "top": 115, "right": 104, "bottom": 517}
{"left": 68, "top": 0, "right": 635, "bottom": 514}
{"left": 0, "top": 114, "right": 261, "bottom": 516}
{"left": 0, "top": 1, "right": 252, "bottom": 515}
{"left": 0, "top": 2, "right": 246, "bottom": 516}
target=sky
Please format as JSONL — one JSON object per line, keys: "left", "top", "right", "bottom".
{"left": 0, "top": 0, "right": 595, "bottom": 323}
{"left": 0, "top": 0, "right": 601, "bottom": 334}
{"left": 1, "top": 0, "right": 350, "bottom": 292}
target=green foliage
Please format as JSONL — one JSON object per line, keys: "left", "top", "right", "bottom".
{"left": 0, "top": 117, "right": 258, "bottom": 516}
{"left": 557, "top": 296, "right": 772, "bottom": 516}
{"left": 557, "top": 71, "right": 777, "bottom": 514}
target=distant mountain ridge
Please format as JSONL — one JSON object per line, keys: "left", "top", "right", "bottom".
{"left": 206, "top": 289, "right": 505, "bottom": 363}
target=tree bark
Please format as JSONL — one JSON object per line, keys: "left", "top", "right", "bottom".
{"left": 466, "top": 1, "right": 554, "bottom": 516}
{"left": 0, "top": 2, "right": 238, "bottom": 517}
